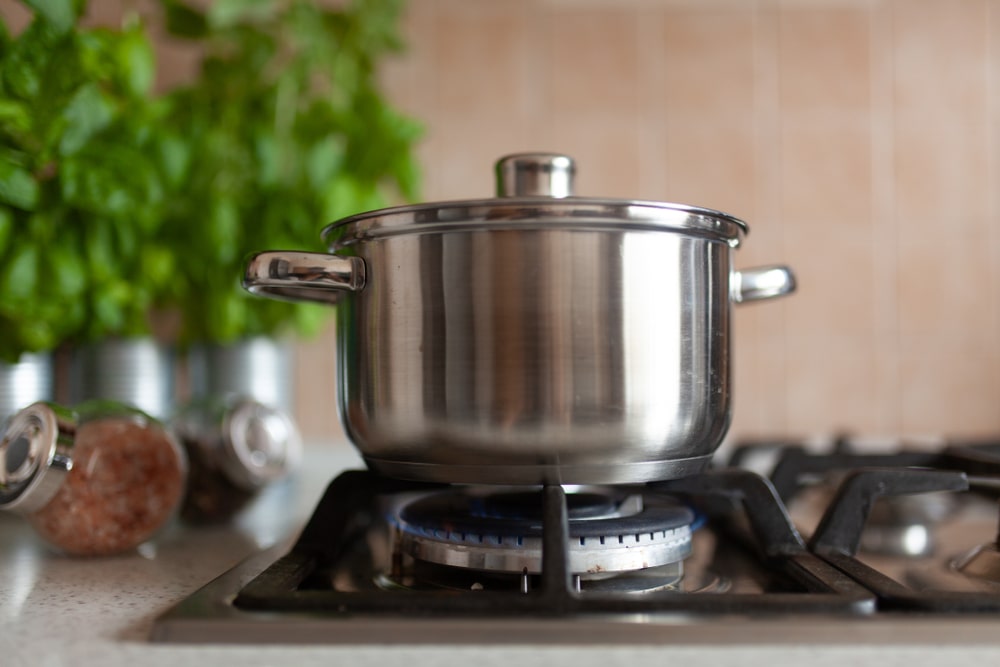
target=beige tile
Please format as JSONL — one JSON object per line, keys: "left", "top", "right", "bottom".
{"left": 151, "top": 30, "right": 203, "bottom": 92}
{"left": 0, "top": 1, "right": 31, "bottom": 30}
{"left": 635, "top": 8, "right": 669, "bottom": 198}
{"left": 898, "top": 331, "right": 1000, "bottom": 436}
{"left": 379, "top": 0, "right": 439, "bottom": 121}
{"left": 893, "top": 111, "right": 990, "bottom": 225}
{"left": 431, "top": 3, "right": 534, "bottom": 121}
{"left": 294, "top": 323, "right": 344, "bottom": 441}
{"left": 730, "top": 302, "right": 789, "bottom": 438}
{"left": 868, "top": 0, "right": 898, "bottom": 427}
{"left": 287, "top": 0, "right": 1000, "bottom": 444}
{"left": 750, "top": 3, "right": 784, "bottom": 262}
{"left": 735, "top": 195, "right": 786, "bottom": 270}
{"left": 730, "top": 323, "right": 766, "bottom": 438}
{"left": 659, "top": 7, "right": 757, "bottom": 115}
{"left": 779, "top": 113, "right": 873, "bottom": 229}
{"left": 430, "top": 117, "right": 534, "bottom": 199}
{"left": 783, "top": 330, "right": 882, "bottom": 436}
{"left": 735, "top": 231, "right": 791, "bottom": 277}
{"left": 778, "top": 6, "right": 871, "bottom": 112}
{"left": 782, "top": 225, "right": 876, "bottom": 336}
{"left": 892, "top": 0, "right": 989, "bottom": 114}
{"left": 546, "top": 7, "right": 641, "bottom": 115}
{"left": 546, "top": 113, "right": 643, "bottom": 198}
{"left": 663, "top": 116, "right": 757, "bottom": 220}
{"left": 895, "top": 232, "right": 996, "bottom": 345}
{"left": 636, "top": 113, "right": 670, "bottom": 201}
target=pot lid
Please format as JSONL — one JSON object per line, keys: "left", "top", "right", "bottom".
{"left": 322, "top": 153, "right": 749, "bottom": 247}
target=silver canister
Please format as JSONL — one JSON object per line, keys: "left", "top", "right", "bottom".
{"left": 0, "top": 352, "right": 53, "bottom": 424}
{"left": 187, "top": 338, "right": 294, "bottom": 414}
{"left": 68, "top": 338, "right": 175, "bottom": 420}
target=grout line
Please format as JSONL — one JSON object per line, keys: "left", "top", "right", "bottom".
{"left": 635, "top": 4, "right": 660, "bottom": 197}
{"left": 987, "top": 0, "right": 1000, "bottom": 417}
{"left": 753, "top": 0, "right": 786, "bottom": 433}
{"left": 870, "top": 0, "right": 899, "bottom": 435}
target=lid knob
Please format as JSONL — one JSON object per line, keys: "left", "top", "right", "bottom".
{"left": 495, "top": 153, "right": 575, "bottom": 198}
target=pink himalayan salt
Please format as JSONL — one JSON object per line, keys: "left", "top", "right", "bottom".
{"left": 28, "top": 417, "right": 185, "bottom": 556}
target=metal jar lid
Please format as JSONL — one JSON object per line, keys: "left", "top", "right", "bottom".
{"left": 220, "top": 399, "right": 301, "bottom": 489}
{"left": 174, "top": 398, "right": 301, "bottom": 491}
{"left": 0, "top": 403, "right": 76, "bottom": 514}
{"left": 321, "top": 153, "right": 749, "bottom": 248}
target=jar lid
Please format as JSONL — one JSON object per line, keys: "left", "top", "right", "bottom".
{"left": 0, "top": 403, "right": 76, "bottom": 514}
{"left": 321, "top": 153, "right": 749, "bottom": 248}
{"left": 219, "top": 399, "right": 301, "bottom": 490}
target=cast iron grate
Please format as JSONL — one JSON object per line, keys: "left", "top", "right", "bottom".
{"left": 731, "top": 439, "right": 1000, "bottom": 612}
{"left": 233, "top": 468, "right": 876, "bottom": 617}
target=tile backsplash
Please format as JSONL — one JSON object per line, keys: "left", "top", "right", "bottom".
{"left": 12, "top": 0, "right": 998, "bottom": 447}
{"left": 295, "top": 0, "right": 1000, "bottom": 446}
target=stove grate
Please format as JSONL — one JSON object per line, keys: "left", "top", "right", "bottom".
{"left": 233, "top": 469, "right": 876, "bottom": 617}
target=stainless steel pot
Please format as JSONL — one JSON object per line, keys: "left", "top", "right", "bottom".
{"left": 243, "top": 154, "right": 795, "bottom": 485}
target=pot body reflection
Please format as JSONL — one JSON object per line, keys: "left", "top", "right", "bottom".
{"left": 336, "top": 228, "right": 731, "bottom": 484}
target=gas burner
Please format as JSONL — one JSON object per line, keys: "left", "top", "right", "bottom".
{"left": 387, "top": 488, "right": 694, "bottom": 591}
{"left": 152, "top": 445, "right": 1000, "bottom": 644}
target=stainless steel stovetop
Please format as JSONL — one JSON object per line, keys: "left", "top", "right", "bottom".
{"left": 151, "top": 439, "right": 1000, "bottom": 644}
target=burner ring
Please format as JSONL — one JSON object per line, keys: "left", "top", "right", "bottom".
{"left": 393, "top": 489, "right": 694, "bottom": 575}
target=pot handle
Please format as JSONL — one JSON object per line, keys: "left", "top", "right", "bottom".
{"left": 243, "top": 251, "right": 366, "bottom": 304}
{"left": 733, "top": 265, "right": 796, "bottom": 304}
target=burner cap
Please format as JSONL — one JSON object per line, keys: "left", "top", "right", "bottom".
{"left": 393, "top": 489, "right": 694, "bottom": 575}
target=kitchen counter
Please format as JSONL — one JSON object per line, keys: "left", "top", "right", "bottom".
{"left": 4, "top": 441, "right": 1000, "bottom": 667}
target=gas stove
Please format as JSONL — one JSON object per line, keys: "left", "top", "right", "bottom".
{"left": 151, "top": 438, "right": 1000, "bottom": 644}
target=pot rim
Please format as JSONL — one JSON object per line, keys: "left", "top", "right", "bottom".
{"left": 321, "top": 197, "right": 749, "bottom": 248}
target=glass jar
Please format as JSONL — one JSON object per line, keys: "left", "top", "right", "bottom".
{"left": 171, "top": 397, "right": 301, "bottom": 524}
{"left": 0, "top": 401, "right": 187, "bottom": 556}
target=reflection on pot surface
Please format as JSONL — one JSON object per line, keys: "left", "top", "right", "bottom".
{"left": 244, "top": 153, "right": 796, "bottom": 484}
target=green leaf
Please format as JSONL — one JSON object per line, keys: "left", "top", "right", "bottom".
{"left": 2, "top": 20, "right": 58, "bottom": 100}
{"left": 207, "top": 197, "right": 240, "bottom": 264}
{"left": 58, "top": 83, "right": 115, "bottom": 156}
{"left": 306, "top": 136, "right": 342, "bottom": 192}
{"left": 0, "top": 208, "right": 13, "bottom": 251}
{"left": 0, "top": 18, "right": 11, "bottom": 59}
{"left": 1, "top": 245, "right": 39, "bottom": 300}
{"left": 161, "top": 0, "right": 209, "bottom": 39}
{"left": 212, "top": 289, "right": 247, "bottom": 341}
{"left": 22, "top": 0, "right": 81, "bottom": 36}
{"left": 84, "top": 220, "right": 116, "bottom": 282}
{"left": 0, "top": 159, "right": 39, "bottom": 210}
{"left": 92, "top": 285, "right": 126, "bottom": 335}
{"left": 0, "top": 100, "right": 32, "bottom": 136}
{"left": 156, "top": 134, "right": 191, "bottom": 188}
{"left": 253, "top": 133, "right": 279, "bottom": 186}
{"left": 292, "top": 302, "right": 327, "bottom": 338}
{"left": 116, "top": 26, "right": 155, "bottom": 96}
{"left": 60, "top": 141, "right": 165, "bottom": 219}
{"left": 140, "top": 245, "right": 174, "bottom": 289}
{"left": 47, "top": 243, "right": 87, "bottom": 298}
{"left": 155, "top": 0, "right": 421, "bottom": 343}
{"left": 208, "top": 0, "right": 275, "bottom": 28}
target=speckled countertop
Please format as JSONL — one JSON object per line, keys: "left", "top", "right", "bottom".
{"left": 4, "top": 441, "right": 1000, "bottom": 667}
